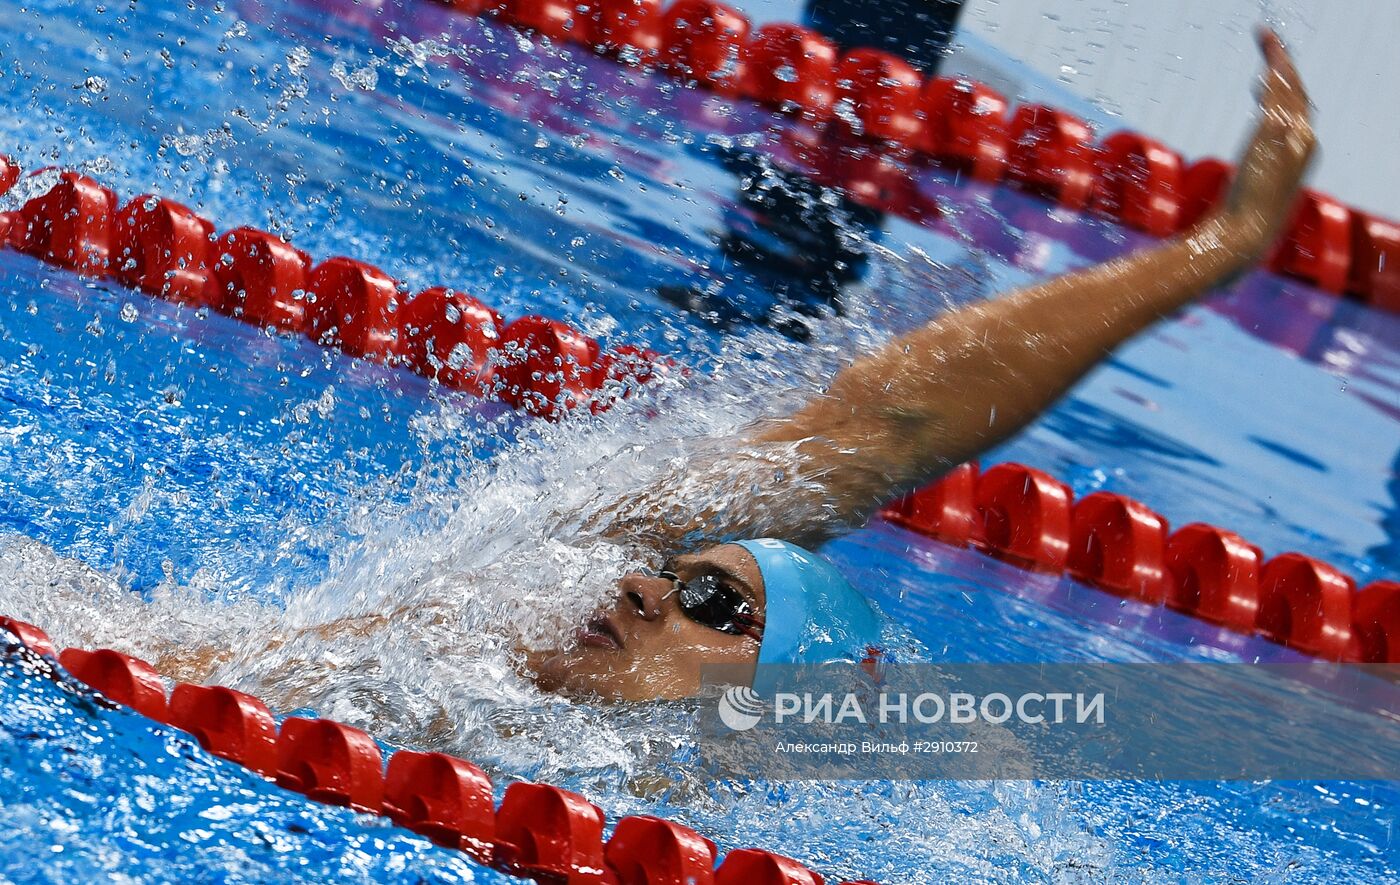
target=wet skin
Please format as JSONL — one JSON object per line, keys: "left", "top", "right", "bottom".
{"left": 527, "top": 544, "right": 765, "bottom": 702}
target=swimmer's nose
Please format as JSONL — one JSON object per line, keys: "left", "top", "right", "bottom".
{"left": 618, "top": 572, "right": 669, "bottom": 622}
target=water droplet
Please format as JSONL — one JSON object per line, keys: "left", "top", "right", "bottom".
{"left": 286, "top": 46, "right": 312, "bottom": 77}
{"left": 330, "top": 59, "right": 378, "bottom": 92}
{"left": 172, "top": 134, "right": 203, "bottom": 157}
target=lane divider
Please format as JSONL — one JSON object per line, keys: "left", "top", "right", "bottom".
{"left": 426, "top": 0, "right": 1400, "bottom": 314}
{"left": 0, "top": 164, "right": 665, "bottom": 420}
{"left": 0, "top": 616, "right": 870, "bottom": 885}
{"left": 880, "top": 461, "right": 1400, "bottom": 664}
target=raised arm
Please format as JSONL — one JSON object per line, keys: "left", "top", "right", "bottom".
{"left": 597, "top": 31, "right": 1314, "bottom": 552}
{"left": 745, "top": 31, "right": 1315, "bottom": 537}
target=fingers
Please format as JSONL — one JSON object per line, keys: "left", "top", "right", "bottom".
{"left": 1257, "top": 27, "right": 1310, "bottom": 110}
{"left": 1258, "top": 28, "right": 1288, "bottom": 72}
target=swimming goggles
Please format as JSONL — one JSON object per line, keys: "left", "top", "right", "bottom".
{"left": 659, "top": 570, "right": 765, "bottom": 641}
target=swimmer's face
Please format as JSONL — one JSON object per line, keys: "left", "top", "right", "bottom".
{"left": 525, "top": 543, "right": 763, "bottom": 702}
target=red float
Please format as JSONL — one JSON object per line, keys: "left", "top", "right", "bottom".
{"left": 494, "top": 782, "right": 609, "bottom": 884}
{"left": 919, "top": 77, "right": 1010, "bottom": 183}
{"left": 814, "top": 141, "right": 934, "bottom": 221}
{"left": 1091, "top": 131, "right": 1185, "bottom": 236}
{"left": 0, "top": 616, "right": 57, "bottom": 657}
{"left": 578, "top": 0, "right": 664, "bottom": 61}
{"left": 833, "top": 49, "right": 922, "bottom": 147}
{"left": 605, "top": 815, "right": 717, "bottom": 885}
{"left": 1347, "top": 212, "right": 1400, "bottom": 312}
{"left": 382, "top": 751, "right": 496, "bottom": 861}
{"left": 715, "top": 848, "right": 823, "bottom": 885}
{"left": 58, "top": 647, "right": 169, "bottom": 723}
{"left": 1256, "top": 552, "right": 1356, "bottom": 660}
{"left": 1269, "top": 190, "right": 1352, "bottom": 293}
{"left": 305, "top": 256, "right": 402, "bottom": 359}
{"left": 274, "top": 717, "right": 385, "bottom": 812}
{"left": 1007, "top": 105, "right": 1098, "bottom": 209}
{"left": 394, "top": 286, "right": 503, "bottom": 393}
{"left": 600, "top": 344, "right": 660, "bottom": 387}
{"left": 659, "top": 0, "right": 750, "bottom": 95}
{"left": 0, "top": 154, "right": 18, "bottom": 196}
{"left": 1179, "top": 157, "right": 1233, "bottom": 229}
{"left": 1352, "top": 580, "right": 1400, "bottom": 664}
{"left": 212, "top": 227, "right": 312, "bottom": 331}
{"left": 881, "top": 461, "right": 979, "bottom": 546}
{"left": 591, "top": 344, "right": 662, "bottom": 413}
{"left": 113, "top": 196, "right": 217, "bottom": 305}
{"left": 972, "top": 463, "right": 1073, "bottom": 570}
{"left": 167, "top": 683, "right": 278, "bottom": 776}
{"left": 739, "top": 23, "right": 839, "bottom": 121}
{"left": 495, "top": 315, "right": 603, "bottom": 416}
{"left": 15, "top": 172, "right": 118, "bottom": 275}
{"left": 1067, "top": 492, "right": 1169, "bottom": 603}
{"left": 1164, "top": 523, "right": 1261, "bottom": 632}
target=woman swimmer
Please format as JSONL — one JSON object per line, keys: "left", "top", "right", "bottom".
{"left": 523, "top": 30, "right": 1317, "bottom": 701}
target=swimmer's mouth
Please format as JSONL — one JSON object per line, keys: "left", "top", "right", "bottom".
{"left": 575, "top": 613, "right": 624, "bottom": 650}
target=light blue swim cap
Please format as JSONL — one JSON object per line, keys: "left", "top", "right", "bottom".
{"left": 735, "top": 539, "right": 883, "bottom": 669}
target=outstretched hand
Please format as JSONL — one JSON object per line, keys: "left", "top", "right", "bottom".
{"left": 1220, "top": 29, "right": 1316, "bottom": 254}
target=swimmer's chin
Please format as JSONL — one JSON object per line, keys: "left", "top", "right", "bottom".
{"left": 517, "top": 643, "right": 721, "bottom": 703}
{"left": 518, "top": 644, "right": 628, "bottom": 703}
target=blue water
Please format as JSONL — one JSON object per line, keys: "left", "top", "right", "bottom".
{"left": 0, "top": 641, "right": 512, "bottom": 884}
{"left": 0, "top": 0, "right": 1397, "bottom": 882}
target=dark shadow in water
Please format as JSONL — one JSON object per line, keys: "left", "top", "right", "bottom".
{"left": 656, "top": 143, "right": 883, "bottom": 341}
{"left": 806, "top": 0, "right": 965, "bottom": 71}
{"left": 1367, "top": 445, "right": 1400, "bottom": 572}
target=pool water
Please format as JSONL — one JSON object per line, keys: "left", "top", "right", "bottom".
{"left": 0, "top": 0, "right": 1396, "bottom": 882}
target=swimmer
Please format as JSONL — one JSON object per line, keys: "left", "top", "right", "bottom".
{"left": 525, "top": 30, "right": 1316, "bottom": 701}
{"left": 155, "top": 31, "right": 1313, "bottom": 706}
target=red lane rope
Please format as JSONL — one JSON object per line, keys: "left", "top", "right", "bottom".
{"left": 0, "top": 159, "right": 662, "bottom": 421}
{"left": 0, "top": 615, "right": 861, "bottom": 885}
{"left": 879, "top": 461, "right": 1400, "bottom": 664}
{"left": 428, "top": 0, "right": 1400, "bottom": 313}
